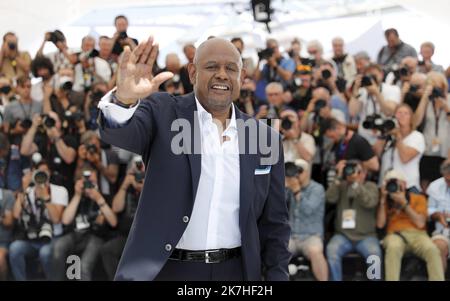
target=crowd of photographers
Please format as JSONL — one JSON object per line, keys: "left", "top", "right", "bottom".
{"left": 0, "top": 15, "right": 449, "bottom": 280}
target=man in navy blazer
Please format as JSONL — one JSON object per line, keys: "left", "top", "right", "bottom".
{"left": 97, "top": 36, "right": 291, "bottom": 281}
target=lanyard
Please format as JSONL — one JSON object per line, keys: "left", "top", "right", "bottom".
{"left": 18, "top": 100, "right": 32, "bottom": 119}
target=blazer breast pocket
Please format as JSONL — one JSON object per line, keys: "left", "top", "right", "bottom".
{"left": 253, "top": 166, "right": 271, "bottom": 217}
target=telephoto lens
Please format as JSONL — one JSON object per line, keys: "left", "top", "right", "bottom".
{"left": 32, "top": 170, "right": 49, "bottom": 185}
{"left": 386, "top": 179, "right": 399, "bottom": 193}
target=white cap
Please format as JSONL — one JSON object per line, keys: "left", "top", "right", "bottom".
{"left": 294, "top": 158, "right": 309, "bottom": 172}
{"left": 331, "top": 109, "right": 346, "bottom": 125}
{"left": 383, "top": 169, "right": 407, "bottom": 183}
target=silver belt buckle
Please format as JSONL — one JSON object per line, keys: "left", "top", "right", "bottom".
{"left": 205, "top": 249, "right": 221, "bottom": 264}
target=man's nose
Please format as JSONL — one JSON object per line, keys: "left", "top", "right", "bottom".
{"left": 215, "top": 66, "right": 229, "bottom": 80}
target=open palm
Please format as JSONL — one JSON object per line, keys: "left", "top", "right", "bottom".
{"left": 116, "top": 36, "right": 173, "bottom": 105}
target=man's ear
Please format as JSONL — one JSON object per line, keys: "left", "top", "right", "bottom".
{"left": 187, "top": 63, "right": 196, "bottom": 85}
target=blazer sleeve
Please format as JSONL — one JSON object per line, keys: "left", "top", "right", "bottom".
{"left": 258, "top": 134, "right": 292, "bottom": 281}
{"left": 98, "top": 92, "right": 158, "bottom": 157}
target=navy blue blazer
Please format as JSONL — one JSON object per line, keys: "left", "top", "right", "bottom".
{"left": 98, "top": 92, "right": 291, "bottom": 281}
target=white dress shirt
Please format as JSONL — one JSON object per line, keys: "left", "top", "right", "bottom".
{"left": 427, "top": 177, "right": 450, "bottom": 233}
{"left": 98, "top": 92, "right": 241, "bottom": 250}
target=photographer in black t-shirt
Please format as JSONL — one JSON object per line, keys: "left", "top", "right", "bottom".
{"left": 51, "top": 168, "right": 117, "bottom": 281}
{"left": 322, "top": 117, "right": 379, "bottom": 185}
{"left": 100, "top": 156, "right": 144, "bottom": 280}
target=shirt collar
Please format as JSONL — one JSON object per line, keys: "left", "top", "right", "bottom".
{"left": 194, "top": 96, "right": 237, "bottom": 132}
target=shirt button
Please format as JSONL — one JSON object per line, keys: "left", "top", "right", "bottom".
{"left": 165, "top": 244, "right": 172, "bottom": 252}
{"left": 183, "top": 216, "right": 189, "bottom": 223}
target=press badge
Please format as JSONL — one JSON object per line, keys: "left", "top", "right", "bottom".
{"left": 342, "top": 209, "right": 356, "bottom": 229}
{"left": 431, "top": 138, "right": 441, "bottom": 154}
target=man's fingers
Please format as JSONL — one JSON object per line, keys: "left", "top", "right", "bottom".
{"left": 131, "top": 41, "right": 146, "bottom": 64}
{"left": 120, "top": 46, "right": 131, "bottom": 69}
{"left": 138, "top": 37, "right": 154, "bottom": 64}
{"left": 151, "top": 71, "right": 174, "bottom": 88}
{"left": 146, "top": 43, "right": 159, "bottom": 71}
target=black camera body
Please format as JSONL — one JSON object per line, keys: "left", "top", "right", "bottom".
{"left": 386, "top": 178, "right": 399, "bottom": 193}
{"left": 86, "top": 144, "right": 98, "bottom": 154}
{"left": 429, "top": 87, "right": 444, "bottom": 102}
{"left": 257, "top": 48, "right": 274, "bottom": 61}
{"left": 118, "top": 31, "right": 128, "bottom": 40}
{"left": 82, "top": 170, "right": 95, "bottom": 190}
{"left": 42, "top": 115, "right": 56, "bottom": 129}
{"left": 362, "top": 114, "right": 397, "bottom": 134}
{"left": 343, "top": 162, "right": 357, "bottom": 178}
{"left": 240, "top": 89, "right": 253, "bottom": 99}
{"left": 20, "top": 118, "right": 33, "bottom": 129}
{"left": 21, "top": 189, "right": 53, "bottom": 242}
{"left": 285, "top": 162, "right": 304, "bottom": 178}
{"left": 361, "top": 75, "right": 376, "bottom": 87}
{"left": 321, "top": 69, "right": 332, "bottom": 80}
{"left": 281, "top": 117, "right": 293, "bottom": 131}
{"left": 314, "top": 99, "right": 327, "bottom": 113}
{"left": 48, "top": 30, "right": 65, "bottom": 45}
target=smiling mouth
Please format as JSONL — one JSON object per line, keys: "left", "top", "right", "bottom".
{"left": 210, "top": 84, "right": 230, "bottom": 91}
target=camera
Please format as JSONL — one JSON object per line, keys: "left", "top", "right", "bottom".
{"left": 281, "top": 117, "right": 293, "bottom": 131}
{"left": 48, "top": 30, "right": 65, "bottom": 45}
{"left": 86, "top": 143, "right": 98, "bottom": 154}
{"left": 314, "top": 99, "right": 327, "bottom": 113}
{"left": 429, "top": 87, "right": 444, "bottom": 101}
{"left": 343, "top": 162, "right": 358, "bottom": 177}
{"left": 20, "top": 118, "right": 33, "bottom": 129}
{"left": 321, "top": 69, "right": 332, "bottom": 80}
{"left": 82, "top": 170, "right": 95, "bottom": 190}
{"left": 361, "top": 75, "right": 376, "bottom": 87}
{"left": 118, "top": 31, "right": 128, "bottom": 40}
{"left": 285, "top": 162, "right": 303, "bottom": 177}
{"left": 409, "top": 84, "right": 419, "bottom": 94}
{"left": 8, "top": 42, "right": 16, "bottom": 51}
{"left": 42, "top": 114, "right": 56, "bottom": 128}
{"left": 0, "top": 85, "right": 11, "bottom": 94}
{"left": 32, "top": 170, "right": 49, "bottom": 186}
{"left": 362, "top": 114, "right": 397, "bottom": 134}
{"left": 240, "top": 89, "right": 253, "bottom": 99}
{"left": 385, "top": 178, "right": 399, "bottom": 193}
{"left": 257, "top": 48, "right": 274, "bottom": 60}
{"left": 133, "top": 157, "right": 145, "bottom": 183}
{"left": 60, "top": 80, "right": 73, "bottom": 92}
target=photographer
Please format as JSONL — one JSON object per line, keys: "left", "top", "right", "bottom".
{"left": 427, "top": 161, "right": 450, "bottom": 272}
{"left": 0, "top": 185, "right": 15, "bottom": 280}
{"left": 36, "top": 30, "right": 75, "bottom": 72}
{"left": 234, "top": 78, "right": 257, "bottom": 116}
{"left": 374, "top": 103, "right": 425, "bottom": 191}
{"left": 401, "top": 72, "right": 426, "bottom": 113}
{"left": 255, "top": 82, "right": 288, "bottom": 123}
{"left": 111, "top": 15, "right": 138, "bottom": 57}
{"left": 331, "top": 37, "right": 357, "bottom": 90}
{"left": 76, "top": 131, "right": 119, "bottom": 201}
{"left": 313, "top": 62, "right": 348, "bottom": 114}
{"left": 20, "top": 112, "right": 78, "bottom": 195}
{"left": 413, "top": 72, "right": 450, "bottom": 190}
{"left": 98, "top": 36, "right": 118, "bottom": 90}
{"left": 326, "top": 160, "right": 381, "bottom": 281}
{"left": 287, "top": 65, "right": 313, "bottom": 112}
{"left": 100, "top": 156, "right": 144, "bottom": 280}
{"left": 84, "top": 81, "right": 108, "bottom": 131}
{"left": 52, "top": 168, "right": 117, "bottom": 281}
{"left": 377, "top": 170, "right": 444, "bottom": 281}
{"left": 387, "top": 56, "right": 418, "bottom": 87}
{"left": 254, "top": 38, "right": 296, "bottom": 95}
{"left": 0, "top": 76, "right": 15, "bottom": 123}
{"left": 0, "top": 132, "right": 25, "bottom": 192}
{"left": 0, "top": 32, "right": 31, "bottom": 81}
{"left": 73, "top": 36, "right": 111, "bottom": 93}
{"left": 376, "top": 28, "right": 417, "bottom": 73}
{"left": 285, "top": 160, "right": 327, "bottom": 281}
{"left": 3, "top": 76, "right": 42, "bottom": 145}
{"left": 42, "top": 72, "right": 84, "bottom": 120}
{"left": 354, "top": 51, "right": 371, "bottom": 75}
{"left": 306, "top": 40, "right": 327, "bottom": 69}
{"left": 160, "top": 53, "right": 184, "bottom": 95}
{"left": 231, "top": 37, "right": 255, "bottom": 78}
{"left": 322, "top": 117, "right": 379, "bottom": 173}
{"left": 9, "top": 161, "right": 68, "bottom": 280}
{"left": 280, "top": 110, "right": 316, "bottom": 163}
{"left": 30, "top": 56, "right": 56, "bottom": 103}
{"left": 418, "top": 42, "right": 444, "bottom": 74}
{"left": 349, "top": 64, "right": 401, "bottom": 145}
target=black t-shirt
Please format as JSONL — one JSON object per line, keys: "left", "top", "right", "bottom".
{"left": 112, "top": 36, "right": 138, "bottom": 56}
{"left": 179, "top": 65, "right": 193, "bottom": 94}
{"left": 117, "top": 187, "right": 140, "bottom": 235}
{"left": 334, "top": 132, "right": 375, "bottom": 162}
{"left": 34, "top": 132, "right": 79, "bottom": 196}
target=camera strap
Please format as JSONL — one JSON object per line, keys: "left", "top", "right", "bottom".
{"left": 18, "top": 100, "right": 32, "bottom": 120}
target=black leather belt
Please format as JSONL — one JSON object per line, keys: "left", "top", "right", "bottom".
{"left": 169, "top": 247, "right": 241, "bottom": 264}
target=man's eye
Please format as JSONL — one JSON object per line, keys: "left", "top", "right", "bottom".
{"left": 206, "top": 66, "right": 216, "bottom": 70}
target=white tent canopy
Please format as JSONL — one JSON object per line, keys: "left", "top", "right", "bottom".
{"left": 1, "top": 0, "right": 449, "bottom": 67}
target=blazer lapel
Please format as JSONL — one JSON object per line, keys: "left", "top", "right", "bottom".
{"left": 235, "top": 105, "right": 257, "bottom": 232}
{"left": 174, "top": 93, "right": 201, "bottom": 204}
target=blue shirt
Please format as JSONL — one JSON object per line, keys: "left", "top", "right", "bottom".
{"left": 287, "top": 180, "right": 325, "bottom": 239}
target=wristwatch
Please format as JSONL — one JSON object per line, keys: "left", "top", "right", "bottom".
{"left": 111, "top": 91, "right": 137, "bottom": 109}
